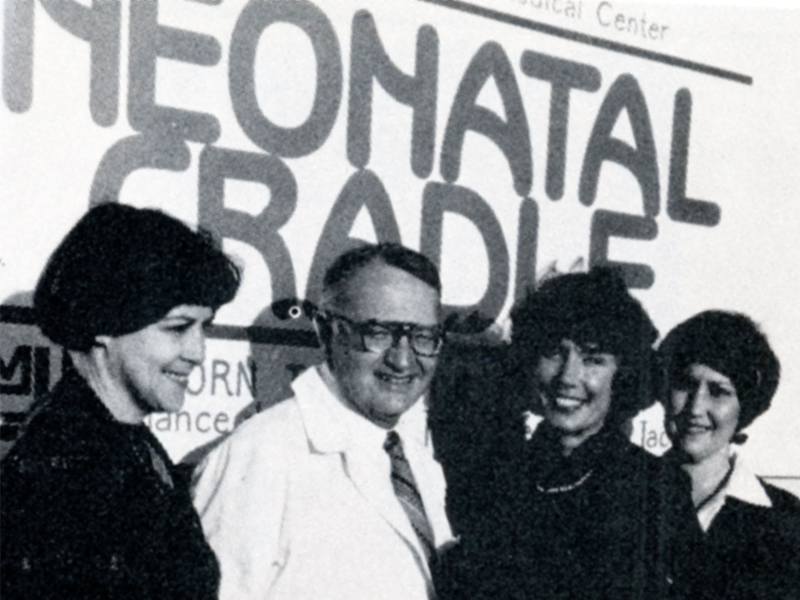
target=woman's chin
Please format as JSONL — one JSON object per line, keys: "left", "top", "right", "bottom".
{"left": 674, "top": 438, "right": 725, "bottom": 465}
{"left": 146, "top": 392, "right": 187, "bottom": 416}
{"left": 545, "top": 412, "right": 583, "bottom": 434}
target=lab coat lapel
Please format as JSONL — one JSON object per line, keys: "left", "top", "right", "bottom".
{"left": 342, "top": 443, "right": 430, "bottom": 571}
{"left": 295, "top": 367, "right": 431, "bottom": 575}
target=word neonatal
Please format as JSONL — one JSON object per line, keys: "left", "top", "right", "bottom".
{"left": 4, "top": 0, "right": 720, "bottom": 331}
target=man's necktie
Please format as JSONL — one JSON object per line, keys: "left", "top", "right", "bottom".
{"left": 384, "top": 430, "right": 437, "bottom": 563}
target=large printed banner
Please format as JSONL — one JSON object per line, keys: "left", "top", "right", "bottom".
{"left": 2, "top": 0, "right": 799, "bottom": 492}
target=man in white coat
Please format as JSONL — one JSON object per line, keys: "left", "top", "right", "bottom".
{"left": 191, "top": 243, "right": 454, "bottom": 600}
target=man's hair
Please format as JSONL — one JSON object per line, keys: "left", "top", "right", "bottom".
{"left": 322, "top": 243, "right": 441, "bottom": 304}
{"left": 658, "top": 310, "right": 780, "bottom": 432}
{"left": 34, "top": 203, "right": 241, "bottom": 351}
{"left": 510, "top": 267, "right": 659, "bottom": 424}
{"left": 314, "top": 243, "right": 441, "bottom": 353}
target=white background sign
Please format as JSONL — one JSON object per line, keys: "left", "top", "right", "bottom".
{"left": 2, "top": 0, "right": 799, "bottom": 494}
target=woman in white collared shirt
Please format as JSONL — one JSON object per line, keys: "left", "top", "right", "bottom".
{"left": 659, "top": 310, "right": 800, "bottom": 600}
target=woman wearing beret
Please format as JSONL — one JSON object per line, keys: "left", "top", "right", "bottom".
{"left": 659, "top": 311, "right": 800, "bottom": 599}
{"left": 439, "top": 268, "right": 682, "bottom": 600}
{"left": 1, "top": 204, "right": 240, "bottom": 600}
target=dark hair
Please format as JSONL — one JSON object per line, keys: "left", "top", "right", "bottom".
{"left": 322, "top": 242, "right": 441, "bottom": 297}
{"left": 658, "top": 310, "right": 780, "bottom": 432}
{"left": 510, "top": 267, "right": 659, "bottom": 424}
{"left": 34, "top": 204, "right": 241, "bottom": 351}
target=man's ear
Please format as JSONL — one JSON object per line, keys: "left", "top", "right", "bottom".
{"left": 313, "top": 315, "right": 338, "bottom": 369}
{"left": 313, "top": 315, "right": 333, "bottom": 348}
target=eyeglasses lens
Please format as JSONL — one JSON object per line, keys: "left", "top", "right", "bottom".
{"left": 361, "top": 324, "right": 441, "bottom": 357}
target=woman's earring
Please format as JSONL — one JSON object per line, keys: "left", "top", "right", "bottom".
{"left": 732, "top": 432, "right": 748, "bottom": 445}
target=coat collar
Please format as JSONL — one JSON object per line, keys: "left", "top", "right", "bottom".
{"left": 291, "top": 365, "right": 436, "bottom": 580}
{"left": 293, "top": 364, "right": 385, "bottom": 455}
{"left": 294, "top": 363, "right": 431, "bottom": 455}
{"left": 696, "top": 450, "right": 772, "bottom": 532}
{"left": 724, "top": 451, "right": 772, "bottom": 508}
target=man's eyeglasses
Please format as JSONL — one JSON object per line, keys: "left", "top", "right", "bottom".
{"left": 319, "top": 312, "right": 444, "bottom": 357}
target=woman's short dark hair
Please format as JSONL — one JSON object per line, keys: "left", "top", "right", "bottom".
{"left": 322, "top": 242, "right": 441, "bottom": 298}
{"left": 658, "top": 310, "right": 780, "bottom": 432}
{"left": 510, "top": 267, "right": 659, "bottom": 424}
{"left": 34, "top": 203, "right": 241, "bottom": 351}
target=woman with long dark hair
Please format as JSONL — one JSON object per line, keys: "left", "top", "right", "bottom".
{"left": 1, "top": 204, "right": 240, "bottom": 600}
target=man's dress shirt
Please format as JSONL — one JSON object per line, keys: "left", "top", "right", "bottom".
{"left": 191, "top": 364, "right": 453, "bottom": 600}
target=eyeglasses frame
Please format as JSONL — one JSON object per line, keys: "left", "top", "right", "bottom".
{"left": 316, "top": 311, "right": 444, "bottom": 358}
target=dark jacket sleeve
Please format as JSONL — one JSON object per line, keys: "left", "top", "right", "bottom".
{"left": 428, "top": 342, "right": 528, "bottom": 537}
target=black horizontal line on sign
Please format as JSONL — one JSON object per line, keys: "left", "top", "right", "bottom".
{"left": 0, "top": 305, "right": 36, "bottom": 325}
{"left": 208, "top": 325, "right": 319, "bottom": 348}
{"left": 0, "top": 306, "right": 320, "bottom": 348}
{"left": 418, "top": 0, "right": 753, "bottom": 85}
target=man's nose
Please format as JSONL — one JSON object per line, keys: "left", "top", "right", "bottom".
{"left": 385, "top": 335, "right": 414, "bottom": 370}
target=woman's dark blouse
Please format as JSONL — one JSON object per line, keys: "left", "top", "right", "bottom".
{"left": 665, "top": 452, "right": 800, "bottom": 600}
{"left": 1, "top": 370, "right": 220, "bottom": 600}
{"left": 436, "top": 422, "right": 686, "bottom": 600}
{"left": 428, "top": 344, "right": 687, "bottom": 600}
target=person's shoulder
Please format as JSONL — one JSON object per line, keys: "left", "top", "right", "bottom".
{"left": 716, "top": 480, "right": 800, "bottom": 542}
{"left": 191, "top": 398, "right": 308, "bottom": 501}
{"left": 607, "top": 439, "right": 678, "bottom": 495}
{"left": 238, "top": 395, "right": 303, "bottom": 434}
{"left": 3, "top": 403, "right": 64, "bottom": 465}
{"left": 621, "top": 439, "right": 658, "bottom": 460}
{"left": 732, "top": 481, "right": 800, "bottom": 558}
{"left": 2, "top": 390, "right": 110, "bottom": 478}
{"left": 614, "top": 437, "right": 662, "bottom": 472}
{"left": 429, "top": 342, "right": 525, "bottom": 439}
{"left": 206, "top": 397, "right": 306, "bottom": 464}
{"left": 1, "top": 395, "right": 132, "bottom": 520}
{"left": 761, "top": 481, "right": 800, "bottom": 514}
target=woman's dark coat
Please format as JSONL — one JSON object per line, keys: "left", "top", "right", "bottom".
{"left": 665, "top": 454, "right": 800, "bottom": 600}
{"left": 1, "top": 369, "right": 220, "bottom": 600}
{"left": 441, "top": 426, "right": 684, "bottom": 600}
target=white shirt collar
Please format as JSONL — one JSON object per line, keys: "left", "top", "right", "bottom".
{"left": 697, "top": 449, "right": 772, "bottom": 531}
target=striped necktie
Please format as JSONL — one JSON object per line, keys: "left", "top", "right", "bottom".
{"left": 384, "top": 430, "right": 437, "bottom": 563}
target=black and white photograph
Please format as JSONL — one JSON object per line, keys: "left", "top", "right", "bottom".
{"left": 2, "top": 0, "right": 800, "bottom": 598}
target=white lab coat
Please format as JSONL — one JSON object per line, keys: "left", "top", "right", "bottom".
{"left": 192, "top": 365, "right": 453, "bottom": 600}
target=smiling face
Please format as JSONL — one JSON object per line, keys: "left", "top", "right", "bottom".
{"left": 100, "top": 305, "right": 213, "bottom": 422}
{"left": 325, "top": 262, "right": 440, "bottom": 429}
{"left": 665, "top": 363, "right": 741, "bottom": 465}
{"left": 534, "top": 339, "right": 618, "bottom": 452}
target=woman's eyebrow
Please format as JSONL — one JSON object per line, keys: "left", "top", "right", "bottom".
{"left": 709, "top": 381, "right": 733, "bottom": 391}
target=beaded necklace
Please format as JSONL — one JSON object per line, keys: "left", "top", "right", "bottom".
{"left": 535, "top": 469, "right": 594, "bottom": 494}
